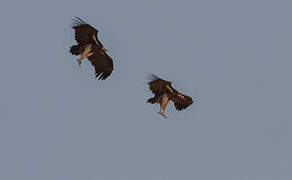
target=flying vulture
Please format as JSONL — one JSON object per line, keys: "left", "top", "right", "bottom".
{"left": 70, "top": 17, "right": 113, "bottom": 80}
{"left": 147, "top": 74, "right": 193, "bottom": 119}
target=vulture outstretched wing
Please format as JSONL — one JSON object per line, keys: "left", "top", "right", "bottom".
{"left": 87, "top": 51, "right": 113, "bottom": 80}
{"left": 72, "top": 17, "right": 102, "bottom": 46}
{"left": 171, "top": 92, "right": 193, "bottom": 111}
{"left": 147, "top": 73, "right": 174, "bottom": 95}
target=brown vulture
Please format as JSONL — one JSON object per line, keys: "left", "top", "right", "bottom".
{"left": 147, "top": 74, "right": 193, "bottom": 119}
{"left": 70, "top": 17, "right": 113, "bottom": 80}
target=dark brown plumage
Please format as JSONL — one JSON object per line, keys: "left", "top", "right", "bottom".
{"left": 147, "top": 74, "right": 193, "bottom": 118}
{"left": 70, "top": 17, "right": 113, "bottom": 80}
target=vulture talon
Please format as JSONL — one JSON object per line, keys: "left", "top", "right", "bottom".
{"left": 158, "top": 112, "right": 167, "bottom": 119}
{"left": 77, "top": 59, "right": 82, "bottom": 67}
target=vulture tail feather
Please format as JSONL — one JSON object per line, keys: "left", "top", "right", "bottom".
{"left": 147, "top": 97, "right": 157, "bottom": 104}
{"left": 70, "top": 45, "right": 81, "bottom": 55}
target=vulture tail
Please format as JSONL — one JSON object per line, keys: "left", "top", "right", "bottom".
{"left": 70, "top": 45, "right": 81, "bottom": 55}
{"left": 147, "top": 97, "right": 157, "bottom": 104}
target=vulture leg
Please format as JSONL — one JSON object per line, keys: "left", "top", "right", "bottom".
{"left": 77, "top": 44, "right": 92, "bottom": 67}
{"left": 158, "top": 94, "right": 170, "bottom": 119}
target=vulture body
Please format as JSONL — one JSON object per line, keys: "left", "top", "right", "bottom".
{"left": 70, "top": 17, "right": 113, "bottom": 80}
{"left": 147, "top": 74, "right": 193, "bottom": 119}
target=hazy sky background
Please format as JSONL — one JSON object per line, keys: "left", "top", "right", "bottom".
{"left": 0, "top": 0, "right": 292, "bottom": 179}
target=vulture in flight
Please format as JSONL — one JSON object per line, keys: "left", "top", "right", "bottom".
{"left": 70, "top": 17, "right": 113, "bottom": 80}
{"left": 147, "top": 74, "right": 193, "bottom": 119}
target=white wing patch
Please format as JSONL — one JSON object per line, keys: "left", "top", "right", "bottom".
{"left": 166, "top": 85, "right": 174, "bottom": 93}
{"left": 92, "top": 35, "right": 99, "bottom": 45}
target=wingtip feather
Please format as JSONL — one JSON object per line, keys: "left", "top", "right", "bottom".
{"left": 146, "top": 73, "right": 160, "bottom": 82}
{"left": 72, "top": 17, "right": 88, "bottom": 28}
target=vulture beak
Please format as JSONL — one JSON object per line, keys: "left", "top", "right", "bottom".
{"left": 101, "top": 47, "right": 108, "bottom": 52}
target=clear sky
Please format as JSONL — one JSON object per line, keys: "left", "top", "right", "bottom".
{"left": 0, "top": 0, "right": 292, "bottom": 179}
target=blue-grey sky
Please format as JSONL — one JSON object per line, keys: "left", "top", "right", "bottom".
{"left": 0, "top": 0, "right": 292, "bottom": 179}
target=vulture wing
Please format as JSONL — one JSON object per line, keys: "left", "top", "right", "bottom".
{"left": 72, "top": 17, "right": 102, "bottom": 46}
{"left": 87, "top": 51, "right": 113, "bottom": 80}
{"left": 147, "top": 73, "right": 174, "bottom": 96}
{"left": 171, "top": 92, "right": 193, "bottom": 111}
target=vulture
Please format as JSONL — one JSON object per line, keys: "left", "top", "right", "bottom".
{"left": 147, "top": 74, "right": 193, "bottom": 119}
{"left": 70, "top": 17, "right": 113, "bottom": 80}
